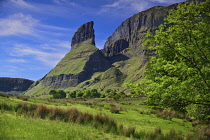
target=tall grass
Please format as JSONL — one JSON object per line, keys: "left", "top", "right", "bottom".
{"left": 0, "top": 101, "right": 191, "bottom": 139}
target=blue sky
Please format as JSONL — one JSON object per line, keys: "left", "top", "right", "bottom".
{"left": 0, "top": 0, "right": 185, "bottom": 81}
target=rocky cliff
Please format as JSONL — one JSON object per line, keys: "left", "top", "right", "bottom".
{"left": 26, "top": 21, "right": 111, "bottom": 95}
{"left": 102, "top": 5, "right": 177, "bottom": 60}
{"left": 71, "top": 21, "right": 95, "bottom": 48}
{"left": 0, "top": 77, "right": 34, "bottom": 94}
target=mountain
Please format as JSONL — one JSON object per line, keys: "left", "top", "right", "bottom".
{"left": 0, "top": 77, "right": 34, "bottom": 95}
{"left": 26, "top": 21, "right": 111, "bottom": 96}
{"left": 26, "top": 0, "right": 205, "bottom": 96}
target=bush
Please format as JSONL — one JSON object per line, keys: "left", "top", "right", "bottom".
{"left": 49, "top": 89, "right": 66, "bottom": 99}
{"left": 68, "top": 91, "right": 76, "bottom": 98}
{"left": 110, "top": 103, "right": 121, "bottom": 114}
{"left": 76, "top": 91, "right": 84, "bottom": 98}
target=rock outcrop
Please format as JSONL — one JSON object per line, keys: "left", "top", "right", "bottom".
{"left": 102, "top": 5, "right": 177, "bottom": 60}
{"left": 0, "top": 77, "right": 34, "bottom": 94}
{"left": 71, "top": 21, "right": 95, "bottom": 49}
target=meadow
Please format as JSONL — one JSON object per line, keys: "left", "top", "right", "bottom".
{"left": 0, "top": 95, "right": 209, "bottom": 140}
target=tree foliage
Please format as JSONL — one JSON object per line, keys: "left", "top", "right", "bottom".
{"left": 132, "top": 1, "right": 210, "bottom": 119}
{"left": 49, "top": 89, "right": 66, "bottom": 99}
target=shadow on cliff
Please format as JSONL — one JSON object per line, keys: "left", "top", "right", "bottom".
{"left": 106, "top": 54, "right": 130, "bottom": 64}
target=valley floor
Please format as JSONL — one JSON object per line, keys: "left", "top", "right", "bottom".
{"left": 0, "top": 96, "right": 203, "bottom": 139}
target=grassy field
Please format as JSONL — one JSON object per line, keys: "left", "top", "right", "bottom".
{"left": 0, "top": 95, "right": 208, "bottom": 140}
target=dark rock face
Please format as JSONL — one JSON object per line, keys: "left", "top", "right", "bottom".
{"left": 42, "top": 72, "right": 86, "bottom": 89}
{"left": 84, "top": 50, "right": 111, "bottom": 74}
{"left": 71, "top": 21, "right": 95, "bottom": 48}
{"left": 102, "top": 39, "right": 129, "bottom": 56}
{"left": 0, "top": 77, "right": 34, "bottom": 92}
{"left": 102, "top": 5, "right": 177, "bottom": 60}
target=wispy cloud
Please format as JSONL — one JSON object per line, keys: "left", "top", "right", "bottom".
{"left": 8, "top": 0, "right": 78, "bottom": 17}
{"left": 98, "top": 0, "right": 150, "bottom": 16}
{"left": 151, "top": 0, "right": 185, "bottom": 4}
{"left": 7, "top": 59, "right": 27, "bottom": 63}
{"left": 10, "top": 0, "right": 35, "bottom": 9}
{"left": 0, "top": 13, "right": 72, "bottom": 37}
{"left": 9, "top": 43, "right": 69, "bottom": 67}
{"left": 53, "top": 0, "right": 77, "bottom": 6}
{"left": 98, "top": 0, "right": 185, "bottom": 17}
{"left": 0, "top": 13, "right": 39, "bottom": 36}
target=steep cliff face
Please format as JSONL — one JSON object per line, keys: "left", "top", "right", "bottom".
{"left": 102, "top": 5, "right": 177, "bottom": 59}
{"left": 0, "top": 77, "right": 34, "bottom": 94}
{"left": 71, "top": 21, "right": 95, "bottom": 49}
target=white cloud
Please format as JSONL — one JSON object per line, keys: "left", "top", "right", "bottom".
{"left": 7, "top": 59, "right": 27, "bottom": 63}
{"left": 8, "top": 0, "right": 77, "bottom": 18}
{"left": 10, "top": 43, "right": 69, "bottom": 67}
{"left": 151, "top": 0, "right": 185, "bottom": 4}
{"left": 99, "top": 0, "right": 150, "bottom": 16}
{"left": 10, "top": 0, "right": 35, "bottom": 9}
{"left": 53, "top": 0, "right": 77, "bottom": 6}
{"left": 0, "top": 13, "right": 72, "bottom": 37}
{"left": 99, "top": 0, "right": 185, "bottom": 16}
{"left": 0, "top": 13, "right": 39, "bottom": 36}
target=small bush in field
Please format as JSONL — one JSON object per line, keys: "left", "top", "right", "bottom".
{"left": 49, "top": 107, "right": 65, "bottom": 121}
{"left": 35, "top": 104, "right": 50, "bottom": 119}
{"left": 156, "top": 109, "right": 175, "bottom": 120}
{"left": 69, "top": 108, "right": 80, "bottom": 122}
{"left": 110, "top": 103, "right": 121, "bottom": 114}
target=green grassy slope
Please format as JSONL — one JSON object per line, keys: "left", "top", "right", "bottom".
{"left": 47, "top": 39, "right": 98, "bottom": 77}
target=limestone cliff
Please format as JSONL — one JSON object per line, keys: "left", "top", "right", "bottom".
{"left": 0, "top": 77, "right": 34, "bottom": 94}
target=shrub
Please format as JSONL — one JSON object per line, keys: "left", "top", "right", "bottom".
{"left": 35, "top": 104, "right": 50, "bottom": 119}
{"left": 90, "top": 89, "right": 101, "bottom": 98}
{"left": 69, "top": 108, "right": 80, "bottom": 122}
{"left": 83, "top": 90, "right": 92, "bottom": 98}
{"left": 68, "top": 91, "right": 76, "bottom": 98}
{"left": 49, "top": 89, "right": 66, "bottom": 99}
{"left": 76, "top": 91, "right": 84, "bottom": 98}
{"left": 110, "top": 103, "right": 121, "bottom": 114}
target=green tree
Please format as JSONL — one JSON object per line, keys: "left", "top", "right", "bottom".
{"left": 68, "top": 91, "right": 76, "bottom": 98}
{"left": 76, "top": 91, "right": 84, "bottom": 98}
{"left": 134, "top": 1, "right": 210, "bottom": 119}
{"left": 57, "top": 89, "right": 66, "bottom": 98}
{"left": 83, "top": 90, "right": 92, "bottom": 98}
{"left": 90, "top": 89, "right": 100, "bottom": 98}
{"left": 49, "top": 89, "right": 66, "bottom": 99}
{"left": 49, "top": 89, "right": 57, "bottom": 95}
